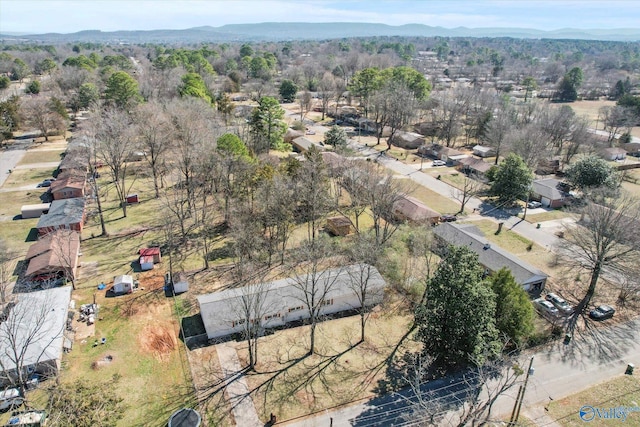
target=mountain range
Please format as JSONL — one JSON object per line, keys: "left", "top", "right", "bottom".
{"left": 1, "top": 22, "right": 639, "bottom": 43}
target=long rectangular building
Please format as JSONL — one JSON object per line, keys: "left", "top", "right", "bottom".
{"left": 197, "top": 264, "right": 386, "bottom": 340}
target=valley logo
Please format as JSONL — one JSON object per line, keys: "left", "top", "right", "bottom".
{"left": 579, "top": 405, "right": 640, "bottom": 422}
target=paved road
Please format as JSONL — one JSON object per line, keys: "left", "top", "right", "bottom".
{"left": 0, "top": 140, "right": 32, "bottom": 187}
{"left": 283, "top": 318, "right": 640, "bottom": 426}
{"left": 349, "top": 141, "right": 561, "bottom": 249}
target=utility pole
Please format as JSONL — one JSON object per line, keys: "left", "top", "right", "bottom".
{"left": 509, "top": 356, "right": 535, "bottom": 425}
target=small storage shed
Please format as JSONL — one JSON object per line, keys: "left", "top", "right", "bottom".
{"left": 139, "top": 247, "right": 161, "bottom": 263}
{"left": 125, "top": 194, "right": 139, "bottom": 204}
{"left": 113, "top": 275, "right": 134, "bottom": 294}
{"left": 21, "top": 203, "right": 51, "bottom": 219}
{"left": 326, "top": 216, "right": 353, "bottom": 236}
{"left": 173, "top": 272, "right": 189, "bottom": 294}
{"left": 139, "top": 256, "right": 154, "bottom": 271}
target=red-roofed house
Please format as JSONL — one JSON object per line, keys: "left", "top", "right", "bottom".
{"left": 392, "top": 195, "right": 441, "bottom": 225}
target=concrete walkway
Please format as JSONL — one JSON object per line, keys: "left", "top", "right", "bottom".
{"left": 216, "top": 343, "right": 263, "bottom": 427}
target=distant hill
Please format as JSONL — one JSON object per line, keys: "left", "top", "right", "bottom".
{"left": 1, "top": 22, "right": 639, "bottom": 44}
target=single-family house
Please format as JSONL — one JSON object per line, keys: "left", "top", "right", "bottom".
{"left": 0, "top": 286, "right": 72, "bottom": 385}
{"left": 24, "top": 230, "right": 80, "bottom": 282}
{"left": 36, "top": 198, "right": 86, "bottom": 236}
{"left": 284, "top": 128, "right": 304, "bottom": 143}
{"left": 50, "top": 174, "right": 86, "bottom": 200}
{"left": 292, "top": 137, "right": 323, "bottom": 153}
{"left": 433, "top": 223, "right": 547, "bottom": 292}
{"left": 419, "top": 144, "right": 468, "bottom": 164}
{"left": 600, "top": 147, "right": 627, "bottom": 161}
{"left": 457, "top": 157, "right": 492, "bottom": 179}
{"left": 21, "top": 203, "right": 50, "bottom": 219}
{"left": 113, "top": 275, "right": 135, "bottom": 294}
{"left": 58, "top": 149, "right": 89, "bottom": 174}
{"left": 326, "top": 216, "right": 353, "bottom": 236}
{"left": 531, "top": 178, "right": 569, "bottom": 208}
{"left": 321, "top": 151, "right": 346, "bottom": 171}
{"left": 392, "top": 195, "right": 441, "bottom": 225}
{"left": 472, "top": 145, "right": 496, "bottom": 158}
{"left": 197, "top": 264, "right": 387, "bottom": 340}
{"left": 392, "top": 131, "right": 426, "bottom": 150}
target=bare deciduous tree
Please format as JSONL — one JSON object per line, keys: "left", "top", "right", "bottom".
{"left": 347, "top": 235, "right": 384, "bottom": 343}
{"left": 21, "top": 96, "right": 67, "bottom": 142}
{"left": 452, "top": 176, "right": 483, "bottom": 214}
{"left": 0, "top": 290, "right": 65, "bottom": 397}
{"left": 93, "top": 107, "right": 136, "bottom": 217}
{"left": 133, "top": 101, "right": 173, "bottom": 198}
{"left": 557, "top": 191, "right": 640, "bottom": 332}
{"left": 288, "top": 237, "right": 342, "bottom": 356}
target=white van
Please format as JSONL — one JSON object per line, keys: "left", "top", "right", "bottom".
{"left": 0, "top": 388, "right": 23, "bottom": 411}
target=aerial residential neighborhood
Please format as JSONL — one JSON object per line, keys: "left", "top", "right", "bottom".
{"left": 0, "top": 1, "right": 639, "bottom": 426}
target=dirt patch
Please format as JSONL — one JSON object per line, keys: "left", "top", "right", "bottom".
{"left": 138, "top": 323, "right": 177, "bottom": 362}
{"left": 91, "top": 354, "right": 115, "bottom": 370}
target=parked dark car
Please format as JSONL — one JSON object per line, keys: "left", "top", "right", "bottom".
{"left": 589, "top": 305, "right": 615, "bottom": 321}
{"left": 440, "top": 214, "right": 457, "bottom": 222}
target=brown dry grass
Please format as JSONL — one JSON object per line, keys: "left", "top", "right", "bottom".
{"left": 547, "top": 375, "right": 640, "bottom": 426}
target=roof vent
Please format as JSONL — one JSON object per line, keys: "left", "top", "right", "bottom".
{"left": 483, "top": 243, "right": 491, "bottom": 250}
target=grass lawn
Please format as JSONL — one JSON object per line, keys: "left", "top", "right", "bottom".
{"left": 16, "top": 149, "right": 65, "bottom": 166}
{"left": 234, "top": 295, "right": 417, "bottom": 423}
{"left": 524, "top": 209, "right": 574, "bottom": 224}
{"left": 407, "top": 181, "right": 463, "bottom": 215}
{"left": 547, "top": 375, "right": 640, "bottom": 426}
{"left": 62, "top": 271, "right": 195, "bottom": 427}
{"left": 2, "top": 168, "right": 55, "bottom": 188}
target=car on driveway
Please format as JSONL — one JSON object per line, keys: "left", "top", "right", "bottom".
{"left": 432, "top": 160, "right": 446, "bottom": 167}
{"left": 589, "top": 305, "right": 615, "bottom": 321}
{"left": 533, "top": 298, "right": 559, "bottom": 320}
{"left": 440, "top": 214, "right": 457, "bottom": 222}
{"left": 527, "top": 201, "right": 542, "bottom": 209}
{"left": 545, "top": 292, "right": 574, "bottom": 315}
{"left": 0, "top": 388, "right": 23, "bottom": 412}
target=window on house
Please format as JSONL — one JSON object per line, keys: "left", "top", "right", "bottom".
{"left": 264, "top": 313, "right": 281, "bottom": 320}
{"left": 288, "top": 306, "right": 304, "bottom": 313}
{"left": 322, "top": 299, "right": 334, "bottom": 306}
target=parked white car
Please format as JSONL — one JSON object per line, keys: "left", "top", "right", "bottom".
{"left": 533, "top": 298, "right": 560, "bottom": 320}
{"left": 432, "top": 160, "right": 446, "bottom": 167}
{"left": 0, "top": 388, "right": 23, "bottom": 411}
{"left": 546, "top": 292, "right": 574, "bottom": 315}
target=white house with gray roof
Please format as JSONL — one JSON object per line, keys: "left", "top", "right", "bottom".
{"left": 0, "top": 286, "right": 72, "bottom": 385}
{"left": 433, "top": 223, "right": 547, "bottom": 293}
{"left": 197, "top": 264, "right": 386, "bottom": 340}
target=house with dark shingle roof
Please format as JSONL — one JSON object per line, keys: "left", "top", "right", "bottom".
{"left": 392, "top": 195, "right": 441, "bottom": 225}
{"left": 24, "top": 230, "right": 80, "bottom": 281}
{"left": 433, "top": 222, "right": 547, "bottom": 293}
{"left": 36, "top": 197, "right": 86, "bottom": 236}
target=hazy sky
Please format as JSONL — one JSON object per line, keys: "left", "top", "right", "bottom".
{"left": 1, "top": 0, "right": 638, "bottom": 34}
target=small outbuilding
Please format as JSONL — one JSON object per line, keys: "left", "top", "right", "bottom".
{"left": 326, "top": 216, "right": 353, "bottom": 236}
{"left": 21, "top": 203, "right": 51, "bottom": 219}
{"left": 172, "top": 272, "right": 189, "bottom": 294}
{"left": 139, "top": 247, "right": 161, "bottom": 264}
{"left": 112, "top": 275, "right": 135, "bottom": 294}
{"left": 600, "top": 147, "right": 627, "bottom": 161}
{"left": 472, "top": 145, "right": 496, "bottom": 158}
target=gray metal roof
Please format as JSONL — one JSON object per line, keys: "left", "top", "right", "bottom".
{"left": 197, "top": 264, "right": 386, "bottom": 316}
{"left": 36, "top": 197, "right": 85, "bottom": 229}
{"left": 0, "top": 287, "right": 72, "bottom": 372}
{"left": 433, "top": 223, "right": 547, "bottom": 286}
